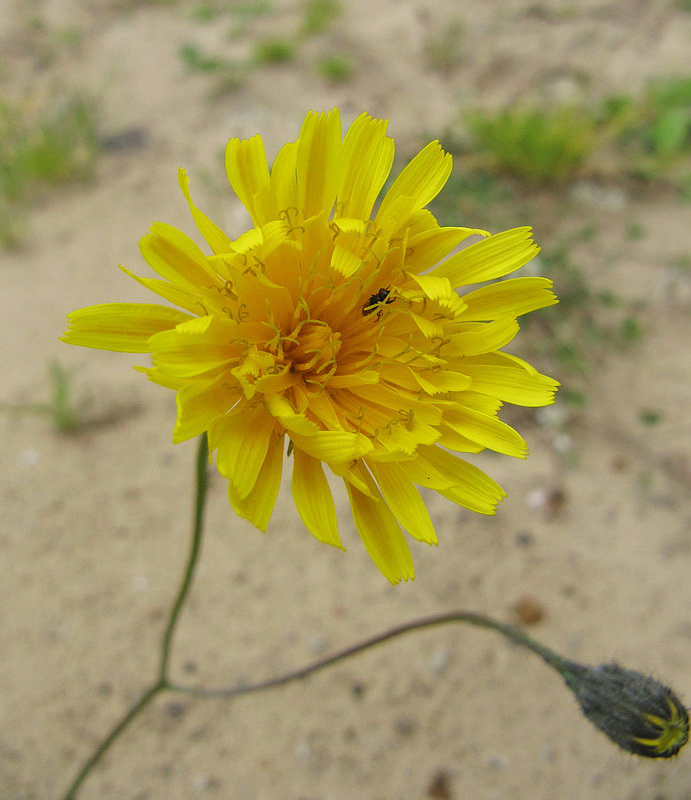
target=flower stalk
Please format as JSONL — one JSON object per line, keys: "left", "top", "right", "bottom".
{"left": 59, "top": 436, "right": 687, "bottom": 799}
{"left": 60, "top": 433, "right": 210, "bottom": 800}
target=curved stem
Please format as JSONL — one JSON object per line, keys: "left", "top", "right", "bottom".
{"left": 60, "top": 683, "right": 163, "bottom": 800}
{"left": 159, "top": 432, "right": 209, "bottom": 682}
{"left": 59, "top": 434, "right": 209, "bottom": 800}
{"left": 168, "top": 609, "right": 571, "bottom": 699}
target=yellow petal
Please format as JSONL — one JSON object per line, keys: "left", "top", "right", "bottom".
{"left": 331, "top": 243, "right": 364, "bottom": 277}
{"left": 120, "top": 267, "right": 203, "bottom": 315}
{"left": 305, "top": 392, "right": 345, "bottom": 430}
{"left": 292, "top": 448, "right": 343, "bottom": 549}
{"left": 329, "top": 459, "right": 377, "bottom": 497}
{"left": 254, "top": 366, "right": 298, "bottom": 395}
{"left": 270, "top": 141, "right": 298, "bottom": 212}
{"left": 225, "top": 134, "right": 271, "bottom": 225}
{"left": 345, "top": 474, "right": 415, "bottom": 584}
{"left": 62, "top": 303, "right": 192, "bottom": 353}
{"left": 450, "top": 390, "right": 503, "bottom": 416}
{"left": 459, "top": 277, "right": 557, "bottom": 321}
{"left": 411, "top": 445, "right": 506, "bottom": 514}
{"left": 337, "top": 112, "right": 394, "bottom": 220}
{"left": 369, "top": 461, "right": 437, "bottom": 545}
{"left": 178, "top": 168, "right": 234, "bottom": 254}
{"left": 453, "top": 359, "right": 560, "bottom": 406}
{"left": 443, "top": 407, "right": 528, "bottom": 458}
{"left": 140, "top": 223, "right": 219, "bottom": 289}
{"left": 377, "top": 140, "right": 452, "bottom": 223}
{"left": 329, "top": 371, "right": 380, "bottom": 389}
{"left": 150, "top": 315, "right": 236, "bottom": 377}
{"left": 406, "top": 208, "right": 442, "bottom": 237}
{"left": 409, "top": 311, "right": 445, "bottom": 339}
{"left": 448, "top": 318, "right": 520, "bottom": 356}
{"left": 173, "top": 372, "right": 237, "bottom": 443}
{"left": 265, "top": 394, "right": 321, "bottom": 436}
{"left": 211, "top": 405, "right": 277, "bottom": 499}
{"left": 290, "top": 430, "right": 373, "bottom": 463}
{"left": 405, "top": 226, "right": 489, "bottom": 274}
{"left": 431, "top": 227, "right": 540, "bottom": 287}
{"left": 436, "top": 423, "right": 485, "bottom": 453}
{"left": 135, "top": 365, "right": 186, "bottom": 391}
{"left": 412, "top": 369, "right": 473, "bottom": 395}
{"left": 297, "top": 109, "right": 343, "bottom": 219}
{"left": 406, "top": 272, "right": 466, "bottom": 314}
{"left": 375, "top": 194, "right": 417, "bottom": 233}
{"left": 228, "top": 431, "right": 284, "bottom": 531}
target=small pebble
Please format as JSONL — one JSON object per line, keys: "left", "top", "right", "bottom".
{"left": 487, "top": 752, "right": 509, "bottom": 771}
{"left": 394, "top": 717, "right": 417, "bottom": 737}
{"left": 514, "top": 595, "right": 545, "bottom": 625}
{"left": 306, "top": 632, "right": 327, "bottom": 654}
{"left": 427, "top": 768, "right": 452, "bottom": 799}
{"left": 165, "top": 701, "right": 187, "bottom": 719}
{"left": 19, "top": 448, "right": 39, "bottom": 467}
{"left": 515, "top": 531, "right": 534, "bottom": 547}
{"left": 429, "top": 646, "right": 450, "bottom": 675}
{"left": 350, "top": 682, "right": 366, "bottom": 699}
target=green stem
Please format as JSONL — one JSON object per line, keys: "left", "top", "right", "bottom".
{"left": 60, "top": 683, "right": 163, "bottom": 800}
{"left": 168, "top": 609, "right": 571, "bottom": 699}
{"left": 159, "top": 432, "right": 209, "bottom": 681}
{"left": 59, "top": 433, "right": 209, "bottom": 800}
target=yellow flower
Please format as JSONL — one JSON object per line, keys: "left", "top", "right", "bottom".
{"left": 63, "top": 109, "right": 558, "bottom": 583}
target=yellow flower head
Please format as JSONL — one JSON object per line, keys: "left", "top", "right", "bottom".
{"left": 63, "top": 109, "right": 558, "bottom": 583}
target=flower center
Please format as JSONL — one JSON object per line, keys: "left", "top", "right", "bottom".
{"left": 285, "top": 320, "right": 341, "bottom": 389}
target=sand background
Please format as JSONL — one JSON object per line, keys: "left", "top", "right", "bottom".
{"left": 1, "top": 0, "right": 690, "bottom": 798}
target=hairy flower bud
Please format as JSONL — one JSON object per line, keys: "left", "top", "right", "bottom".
{"left": 562, "top": 661, "right": 689, "bottom": 758}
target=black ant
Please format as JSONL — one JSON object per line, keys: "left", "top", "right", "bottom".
{"left": 363, "top": 287, "right": 394, "bottom": 319}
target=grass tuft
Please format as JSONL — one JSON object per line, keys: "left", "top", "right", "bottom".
{"left": 0, "top": 92, "right": 99, "bottom": 248}
{"left": 466, "top": 105, "right": 602, "bottom": 185}
{"left": 317, "top": 54, "right": 353, "bottom": 83}
{"left": 302, "top": 0, "right": 341, "bottom": 35}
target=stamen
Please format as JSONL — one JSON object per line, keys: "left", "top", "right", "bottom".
{"left": 279, "top": 207, "right": 305, "bottom": 234}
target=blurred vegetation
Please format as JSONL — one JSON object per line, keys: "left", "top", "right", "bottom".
{"left": 302, "top": 0, "right": 341, "bottom": 35}
{"left": 180, "top": 0, "right": 345, "bottom": 94}
{"left": 425, "top": 77, "right": 691, "bottom": 401}
{"left": 0, "top": 361, "right": 85, "bottom": 433}
{"left": 459, "top": 78, "right": 691, "bottom": 188}
{"left": 466, "top": 105, "right": 604, "bottom": 184}
{"left": 527, "top": 227, "right": 643, "bottom": 378}
{"left": 316, "top": 54, "right": 354, "bottom": 83}
{"left": 423, "top": 19, "right": 466, "bottom": 75}
{"left": 0, "top": 92, "right": 99, "bottom": 248}
{"left": 605, "top": 77, "right": 691, "bottom": 184}
{"left": 254, "top": 37, "right": 295, "bottom": 64}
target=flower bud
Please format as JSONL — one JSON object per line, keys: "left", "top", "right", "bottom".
{"left": 562, "top": 661, "right": 689, "bottom": 758}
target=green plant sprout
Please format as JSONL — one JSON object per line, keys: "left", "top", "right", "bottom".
{"left": 317, "top": 53, "right": 353, "bottom": 83}
{"left": 179, "top": 42, "right": 226, "bottom": 72}
{"left": 0, "top": 361, "right": 84, "bottom": 433}
{"left": 302, "top": 0, "right": 341, "bottom": 35}
{"left": 606, "top": 78, "right": 691, "bottom": 182}
{"left": 0, "top": 92, "right": 99, "bottom": 248}
{"left": 226, "top": 0, "right": 274, "bottom": 37}
{"left": 253, "top": 36, "right": 295, "bottom": 64}
{"left": 466, "top": 104, "right": 604, "bottom": 184}
{"left": 423, "top": 18, "right": 466, "bottom": 75}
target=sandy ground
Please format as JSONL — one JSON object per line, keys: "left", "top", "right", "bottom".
{"left": 1, "top": 0, "right": 690, "bottom": 798}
